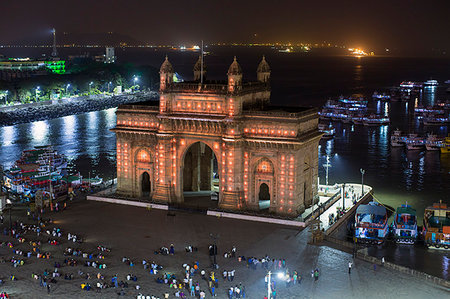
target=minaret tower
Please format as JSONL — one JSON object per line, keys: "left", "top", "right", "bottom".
{"left": 159, "top": 55, "right": 174, "bottom": 91}
{"left": 257, "top": 55, "right": 271, "bottom": 83}
{"left": 51, "top": 28, "right": 58, "bottom": 57}
{"left": 227, "top": 56, "right": 243, "bottom": 92}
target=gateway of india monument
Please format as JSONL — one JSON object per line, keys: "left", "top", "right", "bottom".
{"left": 113, "top": 55, "right": 321, "bottom": 216}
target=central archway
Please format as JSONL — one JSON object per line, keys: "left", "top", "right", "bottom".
{"left": 182, "top": 142, "right": 219, "bottom": 208}
{"left": 258, "top": 183, "right": 270, "bottom": 210}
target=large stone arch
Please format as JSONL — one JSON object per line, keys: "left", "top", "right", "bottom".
{"left": 177, "top": 140, "right": 222, "bottom": 203}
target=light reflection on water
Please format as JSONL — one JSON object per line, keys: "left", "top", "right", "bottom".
{"left": 0, "top": 109, "right": 117, "bottom": 178}
{"left": 31, "top": 121, "right": 49, "bottom": 145}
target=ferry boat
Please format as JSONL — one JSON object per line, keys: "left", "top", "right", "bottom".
{"left": 363, "top": 115, "right": 390, "bottom": 126}
{"left": 355, "top": 202, "right": 389, "bottom": 244}
{"left": 440, "top": 135, "right": 450, "bottom": 154}
{"left": 392, "top": 204, "right": 418, "bottom": 244}
{"left": 423, "top": 79, "right": 438, "bottom": 87}
{"left": 423, "top": 202, "right": 450, "bottom": 249}
{"left": 390, "top": 129, "right": 405, "bottom": 147}
{"left": 400, "top": 81, "right": 423, "bottom": 90}
{"left": 318, "top": 124, "right": 335, "bottom": 138}
{"left": 425, "top": 134, "right": 443, "bottom": 151}
{"left": 372, "top": 92, "right": 390, "bottom": 100}
{"left": 1, "top": 146, "right": 70, "bottom": 199}
{"left": 422, "top": 116, "right": 450, "bottom": 126}
{"left": 404, "top": 134, "right": 425, "bottom": 150}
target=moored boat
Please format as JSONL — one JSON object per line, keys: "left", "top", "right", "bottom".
{"left": 355, "top": 202, "right": 389, "bottom": 244}
{"left": 423, "top": 201, "right": 450, "bottom": 249}
{"left": 392, "top": 204, "right": 418, "bottom": 244}
{"left": 318, "top": 124, "right": 335, "bottom": 138}
{"left": 422, "top": 116, "right": 450, "bottom": 126}
{"left": 363, "top": 115, "right": 390, "bottom": 126}
{"left": 423, "top": 79, "right": 438, "bottom": 87}
{"left": 440, "top": 135, "right": 450, "bottom": 154}
{"left": 425, "top": 134, "right": 443, "bottom": 151}
{"left": 390, "top": 129, "right": 404, "bottom": 147}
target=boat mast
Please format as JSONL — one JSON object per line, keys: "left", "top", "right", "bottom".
{"left": 200, "top": 40, "right": 204, "bottom": 84}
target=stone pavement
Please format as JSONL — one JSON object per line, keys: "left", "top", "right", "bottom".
{"left": 0, "top": 200, "right": 447, "bottom": 298}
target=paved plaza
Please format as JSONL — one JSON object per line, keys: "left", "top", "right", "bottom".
{"left": 0, "top": 199, "right": 448, "bottom": 298}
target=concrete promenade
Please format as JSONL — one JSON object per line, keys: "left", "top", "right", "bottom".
{"left": 0, "top": 200, "right": 448, "bottom": 298}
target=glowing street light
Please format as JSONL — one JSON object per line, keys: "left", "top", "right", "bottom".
{"left": 89, "top": 81, "right": 94, "bottom": 94}
{"left": 35, "top": 86, "right": 40, "bottom": 102}
{"left": 360, "top": 168, "right": 365, "bottom": 198}
{"left": 66, "top": 83, "right": 71, "bottom": 95}
{"left": 108, "top": 81, "right": 112, "bottom": 93}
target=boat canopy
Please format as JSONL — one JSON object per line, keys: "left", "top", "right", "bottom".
{"left": 356, "top": 204, "right": 386, "bottom": 216}
{"left": 396, "top": 206, "right": 416, "bottom": 216}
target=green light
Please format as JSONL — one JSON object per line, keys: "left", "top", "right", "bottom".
{"left": 44, "top": 61, "right": 66, "bottom": 74}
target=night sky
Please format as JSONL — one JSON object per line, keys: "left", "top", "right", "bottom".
{"left": 2, "top": 0, "right": 450, "bottom": 54}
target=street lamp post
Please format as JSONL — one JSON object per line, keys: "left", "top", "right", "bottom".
{"left": 5, "top": 90, "right": 8, "bottom": 105}
{"left": 66, "top": 84, "right": 70, "bottom": 96}
{"left": 6, "top": 198, "right": 12, "bottom": 234}
{"left": 89, "top": 82, "right": 93, "bottom": 94}
{"left": 360, "top": 168, "right": 365, "bottom": 198}
{"left": 35, "top": 86, "right": 40, "bottom": 102}
{"left": 267, "top": 271, "right": 272, "bottom": 299}
{"left": 209, "top": 233, "right": 219, "bottom": 269}
{"left": 323, "top": 156, "right": 331, "bottom": 186}
{"left": 108, "top": 81, "right": 112, "bottom": 93}
{"left": 133, "top": 76, "right": 139, "bottom": 91}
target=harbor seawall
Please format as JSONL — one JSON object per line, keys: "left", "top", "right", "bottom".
{"left": 324, "top": 235, "right": 450, "bottom": 289}
{"left": 0, "top": 91, "right": 158, "bottom": 127}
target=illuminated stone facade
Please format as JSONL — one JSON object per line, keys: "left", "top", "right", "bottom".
{"left": 113, "top": 56, "right": 321, "bottom": 216}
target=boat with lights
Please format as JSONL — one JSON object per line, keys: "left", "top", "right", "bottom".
{"left": 423, "top": 79, "right": 438, "bottom": 87}
{"left": 392, "top": 204, "right": 418, "bottom": 244}
{"left": 318, "top": 124, "right": 335, "bottom": 138}
{"left": 355, "top": 202, "right": 389, "bottom": 244}
{"left": 423, "top": 202, "right": 450, "bottom": 249}
{"left": 363, "top": 115, "right": 390, "bottom": 126}
{"left": 390, "top": 129, "right": 405, "bottom": 147}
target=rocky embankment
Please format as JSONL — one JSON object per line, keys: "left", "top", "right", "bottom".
{"left": 0, "top": 92, "right": 158, "bottom": 126}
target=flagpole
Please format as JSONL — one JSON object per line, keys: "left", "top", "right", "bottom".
{"left": 200, "top": 40, "right": 204, "bottom": 84}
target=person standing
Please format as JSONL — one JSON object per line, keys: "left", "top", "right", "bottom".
{"left": 381, "top": 257, "right": 385, "bottom": 266}
{"left": 348, "top": 262, "right": 352, "bottom": 274}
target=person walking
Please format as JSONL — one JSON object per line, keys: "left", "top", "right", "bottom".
{"left": 348, "top": 262, "right": 352, "bottom": 274}
{"left": 381, "top": 257, "right": 385, "bottom": 266}
{"left": 314, "top": 269, "right": 319, "bottom": 281}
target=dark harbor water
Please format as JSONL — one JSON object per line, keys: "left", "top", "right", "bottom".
{"left": 0, "top": 48, "right": 449, "bottom": 216}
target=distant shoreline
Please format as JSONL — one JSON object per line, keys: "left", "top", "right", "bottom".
{"left": 0, "top": 92, "right": 158, "bottom": 127}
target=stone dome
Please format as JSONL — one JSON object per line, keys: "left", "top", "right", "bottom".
{"left": 227, "top": 56, "right": 243, "bottom": 75}
{"left": 160, "top": 55, "right": 174, "bottom": 73}
{"left": 257, "top": 55, "right": 270, "bottom": 73}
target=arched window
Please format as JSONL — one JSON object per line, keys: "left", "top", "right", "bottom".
{"left": 137, "top": 149, "right": 150, "bottom": 163}
{"left": 256, "top": 159, "right": 273, "bottom": 174}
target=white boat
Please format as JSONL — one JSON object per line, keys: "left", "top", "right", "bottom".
{"left": 372, "top": 92, "right": 390, "bottom": 100}
{"left": 405, "top": 138, "right": 425, "bottom": 150}
{"left": 363, "top": 115, "right": 390, "bottom": 126}
{"left": 424, "top": 79, "right": 438, "bottom": 87}
{"left": 390, "top": 130, "right": 404, "bottom": 147}
{"left": 422, "top": 116, "right": 450, "bottom": 126}
{"left": 351, "top": 117, "right": 364, "bottom": 125}
{"left": 425, "top": 134, "right": 443, "bottom": 151}
{"left": 318, "top": 124, "right": 335, "bottom": 138}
